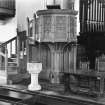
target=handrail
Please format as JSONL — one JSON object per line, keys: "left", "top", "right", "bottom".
{"left": 0, "top": 36, "right": 17, "bottom": 48}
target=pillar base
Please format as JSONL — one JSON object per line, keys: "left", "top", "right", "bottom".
{"left": 28, "top": 73, "right": 42, "bottom": 91}
{"left": 28, "top": 84, "right": 41, "bottom": 91}
{"left": 50, "top": 72, "right": 60, "bottom": 84}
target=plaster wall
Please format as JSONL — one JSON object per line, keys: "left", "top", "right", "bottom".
{"left": 17, "top": 0, "right": 44, "bottom": 32}
{"left": 0, "top": 16, "right": 16, "bottom": 42}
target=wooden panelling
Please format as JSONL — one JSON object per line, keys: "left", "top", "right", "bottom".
{"left": 0, "top": 0, "right": 15, "bottom": 18}
{"left": 0, "top": 0, "right": 15, "bottom": 10}
{"left": 63, "top": 45, "right": 77, "bottom": 73}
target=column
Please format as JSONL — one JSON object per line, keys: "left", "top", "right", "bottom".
{"left": 99, "top": 77, "right": 104, "bottom": 96}
{"left": 50, "top": 50, "right": 55, "bottom": 83}
{"left": 54, "top": 51, "right": 60, "bottom": 83}
{"left": 73, "top": 45, "right": 77, "bottom": 73}
{"left": 17, "top": 31, "right": 20, "bottom": 68}
{"left": 50, "top": 49, "right": 63, "bottom": 84}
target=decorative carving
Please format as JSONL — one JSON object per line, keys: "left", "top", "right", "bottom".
{"left": 55, "top": 16, "right": 67, "bottom": 41}
{"left": 37, "top": 9, "right": 78, "bottom": 42}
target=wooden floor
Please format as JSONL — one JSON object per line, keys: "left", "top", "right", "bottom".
{"left": 0, "top": 81, "right": 105, "bottom": 105}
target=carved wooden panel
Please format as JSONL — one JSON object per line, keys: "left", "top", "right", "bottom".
{"left": 42, "top": 15, "right": 53, "bottom": 41}
{"left": 54, "top": 16, "right": 67, "bottom": 41}
{"left": 68, "top": 16, "right": 77, "bottom": 41}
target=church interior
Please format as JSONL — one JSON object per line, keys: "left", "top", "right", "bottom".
{"left": 0, "top": 0, "right": 105, "bottom": 105}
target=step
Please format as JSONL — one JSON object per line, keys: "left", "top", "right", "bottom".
{"left": 8, "top": 58, "right": 17, "bottom": 62}
{"left": 8, "top": 58, "right": 13, "bottom": 62}
{"left": 11, "top": 54, "right": 16, "bottom": 58}
{"left": 8, "top": 62, "right": 17, "bottom": 66}
{"left": 10, "top": 58, "right": 17, "bottom": 62}
{"left": 8, "top": 71, "right": 18, "bottom": 75}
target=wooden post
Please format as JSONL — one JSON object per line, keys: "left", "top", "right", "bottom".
{"left": 10, "top": 42, "right": 12, "bottom": 57}
{"left": 49, "top": 44, "right": 64, "bottom": 84}
{"left": 17, "top": 30, "right": 20, "bottom": 68}
{"left": 50, "top": 50, "right": 55, "bottom": 83}
{"left": 15, "top": 38, "right": 17, "bottom": 55}
{"left": 99, "top": 77, "right": 104, "bottom": 96}
{"left": 33, "top": 14, "right": 36, "bottom": 40}
{"left": 26, "top": 17, "right": 30, "bottom": 63}
{"left": 74, "top": 44, "right": 77, "bottom": 73}
{"left": 5, "top": 45, "right": 8, "bottom": 84}
{"left": 22, "top": 41, "right": 24, "bottom": 59}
